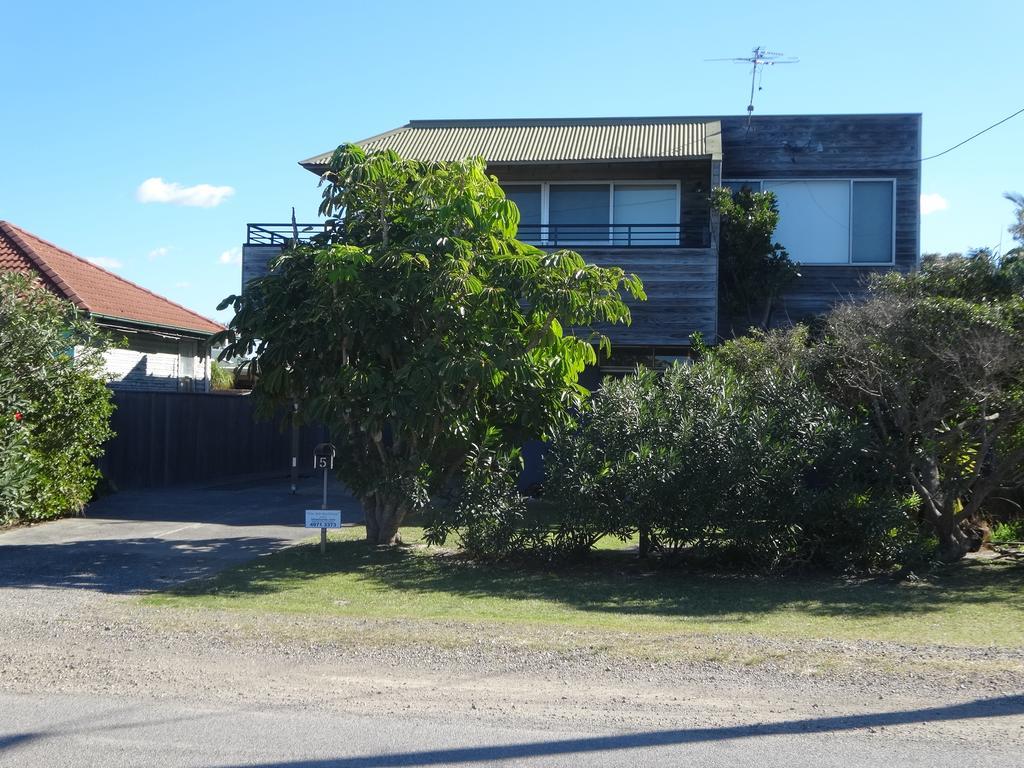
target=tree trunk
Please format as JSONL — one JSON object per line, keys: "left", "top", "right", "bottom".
{"left": 362, "top": 493, "right": 405, "bottom": 546}
{"left": 638, "top": 525, "right": 651, "bottom": 559}
{"left": 933, "top": 512, "right": 972, "bottom": 563}
{"left": 911, "top": 465, "right": 972, "bottom": 563}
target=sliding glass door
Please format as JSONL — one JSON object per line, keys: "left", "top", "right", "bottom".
{"left": 504, "top": 182, "right": 680, "bottom": 247}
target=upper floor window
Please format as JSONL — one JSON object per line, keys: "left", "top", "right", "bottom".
{"left": 504, "top": 181, "right": 680, "bottom": 247}
{"left": 722, "top": 179, "right": 895, "bottom": 265}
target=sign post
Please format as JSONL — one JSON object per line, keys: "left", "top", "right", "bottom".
{"left": 306, "top": 443, "right": 340, "bottom": 554}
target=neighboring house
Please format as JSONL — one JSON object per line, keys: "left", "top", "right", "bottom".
{"left": 0, "top": 221, "right": 223, "bottom": 391}
{"left": 243, "top": 113, "right": 920, "bottom": 367}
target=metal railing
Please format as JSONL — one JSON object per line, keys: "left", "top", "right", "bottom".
{"left": 516, "top": 223, "right": 687, "bottom": 248}
{"left": 246, "top": 223, "right": 335, "bottom": 246}
{"left": 248, "top": 222, "right": 700, "bottom": 248}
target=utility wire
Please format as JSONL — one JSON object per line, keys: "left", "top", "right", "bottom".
{"left": 920, "top": 105, "right": 1024, "bottom": 163}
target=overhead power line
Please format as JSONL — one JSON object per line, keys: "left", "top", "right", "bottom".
{"left": 921, "top": 105, "right": 1024, "bottom": 163}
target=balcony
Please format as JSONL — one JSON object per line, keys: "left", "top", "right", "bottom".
{"left": 246, "top": 223, "right": 335, "bottom": 246}
{"left": 246, "top": 222, "right": 707, "bottom": 249}
{"left": 243, "top": 221, "right": 717, "bottom": 349}
{"left": 516, "top": 223, "right": 708, "bottom": 249}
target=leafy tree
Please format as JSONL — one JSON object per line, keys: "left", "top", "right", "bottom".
{"left": 217, "top": 145, "right": 644, "bottom": 545}
{"left": 816, "top": 254, "right": 1024, "bottom": 561}
{"left": 0, "top": 272, "right": 114, "bottom": 523}
{"left": 712, "top": 186, "right": 798, "bottom": 334}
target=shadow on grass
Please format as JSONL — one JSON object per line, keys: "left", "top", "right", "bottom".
{"left": 163, "top": 527, "right": 1024, "bottom": 622}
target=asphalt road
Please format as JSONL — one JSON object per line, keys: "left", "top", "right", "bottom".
{"left": 2, "top": 691, "right": 1021, "bottom": 768}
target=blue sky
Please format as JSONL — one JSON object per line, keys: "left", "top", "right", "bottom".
{"left": 2, "top": 0, "right": 1022, "bottom": 323}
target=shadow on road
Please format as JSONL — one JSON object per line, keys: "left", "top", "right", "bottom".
{"left": 199, "top": 694, "right": 1024, "bottom": 767}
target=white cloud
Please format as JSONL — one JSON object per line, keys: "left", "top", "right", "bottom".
{"left": 86, "top": 256, "right": 123, "bottom": 270}
{"left": 218, "top": 247, "right": 242, "bottom": 265}
{"left": 174, "top": 281, "right": 191, "bottom": 289}
{"left": 921, "top": 193, "right": 949, "bottom": 215}
{"left": 137, "top": 177, "right": 235, "bottom": 208}
{"left": 147, "top": 246, "right": 171, "bottom": 260}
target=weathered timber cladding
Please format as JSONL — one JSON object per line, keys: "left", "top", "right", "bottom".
{"left": 242, "top": 245, "right": 283, "bottom": 290}
{"left": 99, "top": 391, "right": 328, "bottom": 489}
{"left": 720, "top": 114, "right": 921, "bottom": 327}
{"left": 577, "top": 248, "right": 717, "bottom": 346}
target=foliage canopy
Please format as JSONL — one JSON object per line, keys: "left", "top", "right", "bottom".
{"left": 712, "top": 186, "right": 798, "bottom": 332}
{"left": 217, "top": 145, "right": 644, "bottom": 544}
{"left": 816, "top": 251, "right": 1024, "bottom": 561}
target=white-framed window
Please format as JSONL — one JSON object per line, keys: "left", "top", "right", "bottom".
{"left": 721, "top": 178, "right": 896, "bottom": 265}
{"left": 503, "top": 181, "right": 680, "bottom": 247}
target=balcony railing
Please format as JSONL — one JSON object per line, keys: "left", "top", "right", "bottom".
{"left": 247, "top": 222, "right": 701, "bottom": 249}
{"left": 246, "top": 223, "right": 335, "bottom": 246}
{"left": 516, "top": 223, "right": 686, "bottom": 248}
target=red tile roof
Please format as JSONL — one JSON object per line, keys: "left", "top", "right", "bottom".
{"left": 0, "top": 221, "right": 223, "bottom": 336}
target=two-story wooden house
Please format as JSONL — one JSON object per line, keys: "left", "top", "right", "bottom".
{"left": 243, "top": 113, "right": 920, "bottom": 366}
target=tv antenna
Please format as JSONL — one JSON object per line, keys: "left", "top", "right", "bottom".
{"left": 707, "top": 46, "right": 799, "bottom": 126}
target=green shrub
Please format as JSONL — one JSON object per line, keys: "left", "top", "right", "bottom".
{"left": 540, "top": 331, "right": 920, "bottom": 572}
{"left": 0, "top": 273, "right": 115, "bottom": 524}
{"left": 816, "top": 252, "right": 1024, "bottom": 561}
{"left": 990, "top": 520, "right": 1024, "bottom": 545}
{"left": 210, "top": 359, "right": 235, "bottom": 390}
{"left": 424, "top": 446, "right": 532, "bottom": 558}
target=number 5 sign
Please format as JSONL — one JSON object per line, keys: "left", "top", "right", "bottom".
{"left": 313, "top": 443, "right": 336, "bottom": 470}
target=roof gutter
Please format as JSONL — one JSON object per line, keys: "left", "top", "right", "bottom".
{"left": 90, "top": 313, "right": 222, "bottom": 340}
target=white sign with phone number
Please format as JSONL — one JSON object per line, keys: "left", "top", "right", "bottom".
{"left": 305, "top": 510, "right": 342, "bottom": 529}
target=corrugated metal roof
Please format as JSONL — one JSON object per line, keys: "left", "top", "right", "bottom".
{"left": 300, "top": 118, "right": 722, "bottom": 168}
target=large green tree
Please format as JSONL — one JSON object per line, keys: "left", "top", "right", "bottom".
{"left": 217, "top": 145, "right": 644, "bottom": 544}
{"left": 816, "top": 253, "right": 1024, "bottom": 562}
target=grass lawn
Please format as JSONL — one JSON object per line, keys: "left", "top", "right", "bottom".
{"left": 145, "top": 526, "right": 1024, "bottom": 650}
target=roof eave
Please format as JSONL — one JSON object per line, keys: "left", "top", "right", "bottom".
{"left": 91, "top": 313, "right": 222, "bottom": 339}
{"left": 300, "top": 153, "right": 719, "bottom": 174}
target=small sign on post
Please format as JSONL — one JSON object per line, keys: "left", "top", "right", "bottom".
{"left": 305, "top": 510, "right": 342, "bottom": 529}
{"left": 308, "top": 443, "right": 338, "bottom": 554}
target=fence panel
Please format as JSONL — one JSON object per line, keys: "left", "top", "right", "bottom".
{"left": 99, "top": 391, "right": 328, "bottom": 489}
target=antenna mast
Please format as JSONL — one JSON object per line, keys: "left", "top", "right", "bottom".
{"left": 706, "top": 46, "right": 799, "bottom": 126}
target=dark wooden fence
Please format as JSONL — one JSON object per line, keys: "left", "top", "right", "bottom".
{"left": 99, "top": 391, "right": 328, "bottom": 490}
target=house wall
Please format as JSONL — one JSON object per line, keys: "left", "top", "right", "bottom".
{"left": 242, "top": 245, "right": 283, "bottom": 290}
{"left": 583, "top": 248, "right": 717, "bottom": 346}
{"left": 719, "top": 114, "right": 921, "bottom": 331}
{"left": 99, "top": 333, "right": 211, "bottom": 392}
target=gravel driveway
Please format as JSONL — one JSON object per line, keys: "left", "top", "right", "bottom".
{"left": 1, "top": 477, "right": 1022, "bottom": 766}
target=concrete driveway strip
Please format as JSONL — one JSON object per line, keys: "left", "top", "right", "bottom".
{"left": 0, "top": 476, "right": 358, "bottom": 593}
